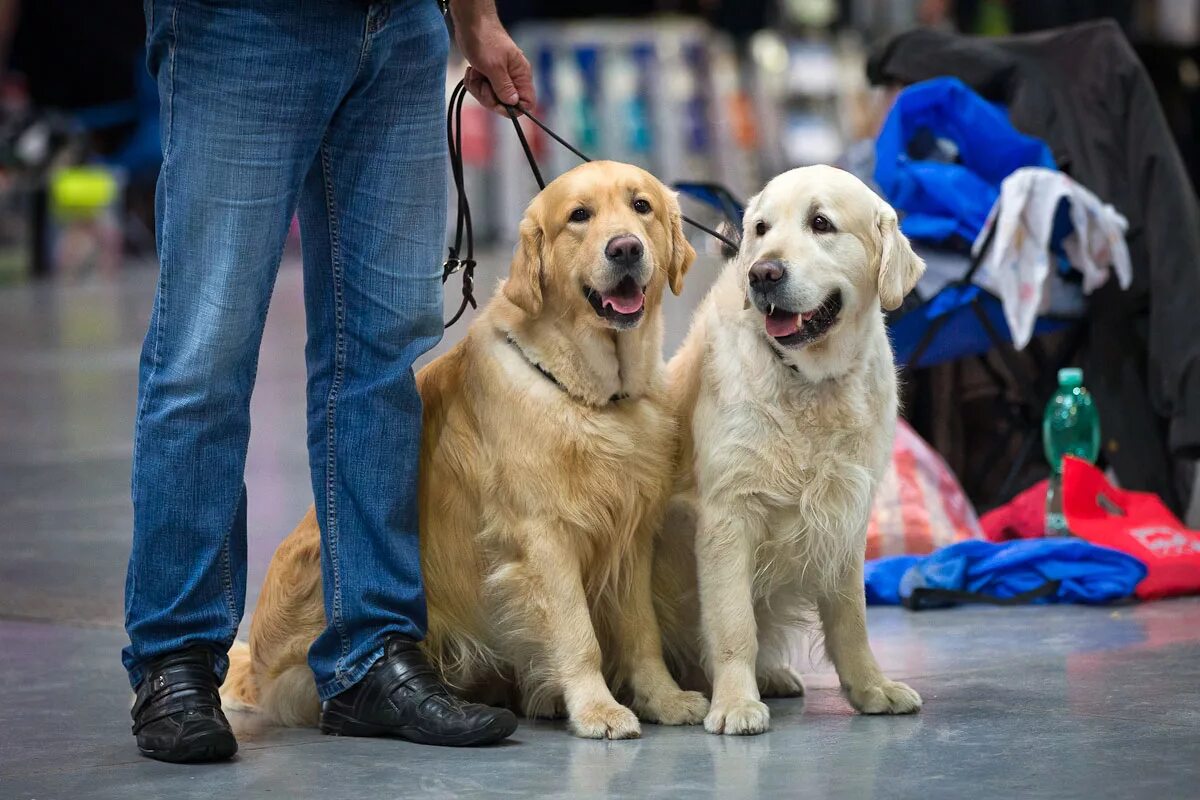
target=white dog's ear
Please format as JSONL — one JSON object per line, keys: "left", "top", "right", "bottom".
{"left": 504, "top": 212, "right": 545, "bottom": 315}
{"left": 667, "top": 192, "right": 695, "bottom": 296}
{"left": 874, "top": 202, "right": 924, "bottom": 311}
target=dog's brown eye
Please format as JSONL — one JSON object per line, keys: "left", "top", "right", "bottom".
{"left": 755, "top": 221, "right": 768, "bottom": 237}
{"left": 569, "top": 207, "right": 591, "bottom": 223}
{"left": 632, "top": 198, "right": 652, "bottom": 214}
{"left": 811, "top": 214, "right": 834, "bottom": 233}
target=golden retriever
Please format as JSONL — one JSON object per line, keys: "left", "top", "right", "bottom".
{"left": 222, "top": 161, "right": 708, "bottom": 739}
{"left": 653, "top": 165, "right": 925, "bottom": 735}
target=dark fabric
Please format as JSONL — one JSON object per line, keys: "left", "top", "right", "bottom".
{"left": 1135, "top": 42, "right": 1200, "bottom": 195}
{"left": 869, "top": 21, "right": 1200, "bottom": 514}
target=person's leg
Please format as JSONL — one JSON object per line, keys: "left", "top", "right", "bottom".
{"left": 124, "top": 0, "right": 358, "bottom": 759}
{"left": 297, "top": 0, "right": 448, "bottom": 698}
{"left": 295, "top": 0, "right": 514, "bottom": 747}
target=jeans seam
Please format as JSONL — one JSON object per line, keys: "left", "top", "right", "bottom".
{"left": 318, "top": 138, "right": 351, "bottom": 679}
{"left": 133, "top": 0, "right": 175, "bottom": 470}
{"left": 355, "top": 7, "right": 373, "bottom": 77}
{"left": 131, "top": 0, "right": 176, "bottom": 511}
{"left": 218, "top": 501, "right": 239, "bottom": 639}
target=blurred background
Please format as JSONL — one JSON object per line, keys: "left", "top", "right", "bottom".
{"left": 3, "top": 5, "right": 1200, "bottom": 795}
{"left": 3, "top": 0, "right": 1198, "bottom": 280}
{"left": 0, "top": 0, "right": 1198, "bottom": 604}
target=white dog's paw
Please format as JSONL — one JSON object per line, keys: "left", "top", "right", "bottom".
{"left": 704, "top": 697, "right": 770, "bottom": 735}
{"left": 757, "top": 666, "right": 806, "bottom": 698}
{"left": 847, "top": 680, "right": 922, "bottom": 715}
{"left": 570, "top": 701, "right": 642, "bottom": 740}
{"left": 634, "top": 688, "right": 709, "bottom": 726}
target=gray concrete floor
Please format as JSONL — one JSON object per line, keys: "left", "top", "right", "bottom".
{"left": 2, "top": 257, "right": 1199, "bottom": 799}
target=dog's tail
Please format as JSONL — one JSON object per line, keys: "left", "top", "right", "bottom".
{"left": 220, "top": 640, "right": 259, "bottom": 712}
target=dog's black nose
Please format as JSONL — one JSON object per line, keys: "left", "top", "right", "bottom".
{"left": 749, "top": 260, "right": 785, "bottom": 288}
{"left": 605, "top": 235, "right": 644, "bottom": 267}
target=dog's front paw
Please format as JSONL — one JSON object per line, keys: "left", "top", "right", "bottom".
{"left": 634, "top": 688, "right": 709, "bottom": 726}
{"left": 847, "top": 680, "right": 922, "bottom": 715}
{"left": 757, "top": 666, "right": 806, "bottom": 698}
{"left": 570, "top": 701, "right": 642, "bottom": 740}
{"left": 704, "top": 696, "right": 770, "bottom": 735}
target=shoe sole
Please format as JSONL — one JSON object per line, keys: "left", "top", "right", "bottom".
{"left": 139, "top": 731, "right": 239, "bottom": 764}
{"left": 319, "top": 710, "right": 517, "bottom": 747}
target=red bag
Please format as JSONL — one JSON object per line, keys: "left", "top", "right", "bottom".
{"left": 980, "top": 480, "right": 1047, "bottom": 541}
{"left": 1062, "top": 456, "right": 1200, "bottom": 600}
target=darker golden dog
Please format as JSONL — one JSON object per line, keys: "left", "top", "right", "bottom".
{"left": 223, "top": 161, "right": 706, "bottom": 739}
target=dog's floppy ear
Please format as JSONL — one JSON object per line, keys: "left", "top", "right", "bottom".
{"left": 504, "top": 210, "right": 545, "bottom": 315}
{"left": 874, "top": 201, "right": 924, "bottom": 311}
{"left": 666, "top": 192, "right": 695, "bottom": 296}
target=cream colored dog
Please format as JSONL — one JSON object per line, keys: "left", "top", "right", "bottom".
{"left": 654, "top": 165, "right": 925, "bottom": 735}
{"left": 223, "top": 161, "right": 708, "bottom": 739}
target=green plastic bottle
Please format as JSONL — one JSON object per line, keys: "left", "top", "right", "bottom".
{"left": 1042, "top": 368, "right": 1101, "bottom": 536}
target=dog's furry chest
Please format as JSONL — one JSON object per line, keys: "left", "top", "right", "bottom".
{"left": 562, "top": 398, "right": 676, "bottom": 535}
{"left": 696, "top": 352, "right": 892, "bottom": 594}
{"left": 751, "top": 415, "right": 878, "bottom": 585}
{"left": 479, "top": 390, "right": 676, "bottom": 577}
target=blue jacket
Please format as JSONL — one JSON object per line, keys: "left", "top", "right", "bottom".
{"left": 874, "top": 77, "right": 1057, "bottom": 243}
{"left": 865, "top": 539, "right": 1146, "bottom": 608}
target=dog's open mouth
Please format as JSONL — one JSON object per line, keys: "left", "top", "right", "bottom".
{"left": 765, "top": 290, "right": 843, "bottom": 347}
{"left": 585, "top": 275, "right": 646, "bottom": 326}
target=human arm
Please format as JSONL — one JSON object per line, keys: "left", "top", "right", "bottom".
{"left": 448, "top": 0, "right": 536, "bottom": 114}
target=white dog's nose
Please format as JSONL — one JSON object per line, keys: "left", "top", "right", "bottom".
{"left": 749, "top": 260, "right": 785, "bottom": 288}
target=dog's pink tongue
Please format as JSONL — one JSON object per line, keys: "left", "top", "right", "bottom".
{"left": 602, "top": 291, "right": 645, "bottom": 315}
{"left": 766, "top": 311, "right": 801, "bottom": 337}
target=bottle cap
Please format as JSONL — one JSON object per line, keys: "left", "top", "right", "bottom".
{"left": 1058, "top": 367, "right": 1083, "bottom": 387}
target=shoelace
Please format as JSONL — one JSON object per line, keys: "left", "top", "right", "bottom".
{"left": 442, "top": 77, "right": 741, "bottom": 328}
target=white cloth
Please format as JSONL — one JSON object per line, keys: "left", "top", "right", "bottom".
{"left": 913, "top": 244, "right": 1086, "bottom": 319}
{"left": 972, "top": 167, "right": 1132, "bottom": 349}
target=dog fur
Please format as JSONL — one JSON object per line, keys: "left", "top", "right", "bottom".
{"left": 221, "top": 161, "right": 708, "bottom": 740}
{"left": 654, "top": 165, "right": 926, "bottom": 735}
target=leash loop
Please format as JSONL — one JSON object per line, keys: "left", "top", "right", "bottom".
{"left": 443, "top": 79, "right": 477, "bottom": 328}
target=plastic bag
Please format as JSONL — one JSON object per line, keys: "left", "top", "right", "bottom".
{"left": 867, "top": 419, "right": 982, "bottom": 559}
{"left": 1062, "top": 456, "right": 1200, "bottom": 600}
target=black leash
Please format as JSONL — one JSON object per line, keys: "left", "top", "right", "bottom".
{"left": 499, "top": 101, "right": 740, "bottom": 248}
{"left": 442, "top": 77, "right": 740, "bottom": 328}
{"left": 442, "top": 79, "right": 477, "bottom": 328}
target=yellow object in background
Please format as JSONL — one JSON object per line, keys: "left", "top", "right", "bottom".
{"left": 50, "top": 166, "right": 120, "bottom": 219}
{"left": 48, "top": 166, "right": 125, "bottom": 279}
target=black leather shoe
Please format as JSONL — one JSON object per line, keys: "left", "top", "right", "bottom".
{"left": 320, "top": 637, "right": 517, "bottom": 747}
{"left": 131, "top": 646, "right": 238, "bottom": 763}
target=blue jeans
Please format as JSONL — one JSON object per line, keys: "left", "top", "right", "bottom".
{"left": 124, "top": 0, "right": 448, "bottom": 701}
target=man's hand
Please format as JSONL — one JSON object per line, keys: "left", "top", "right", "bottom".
{"left": 450, "top": 0, "right": 536, "bottom": 115}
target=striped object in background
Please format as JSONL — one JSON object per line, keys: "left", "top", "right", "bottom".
{"left": 867, "top": 419, "right": 983, "bottom": 559}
